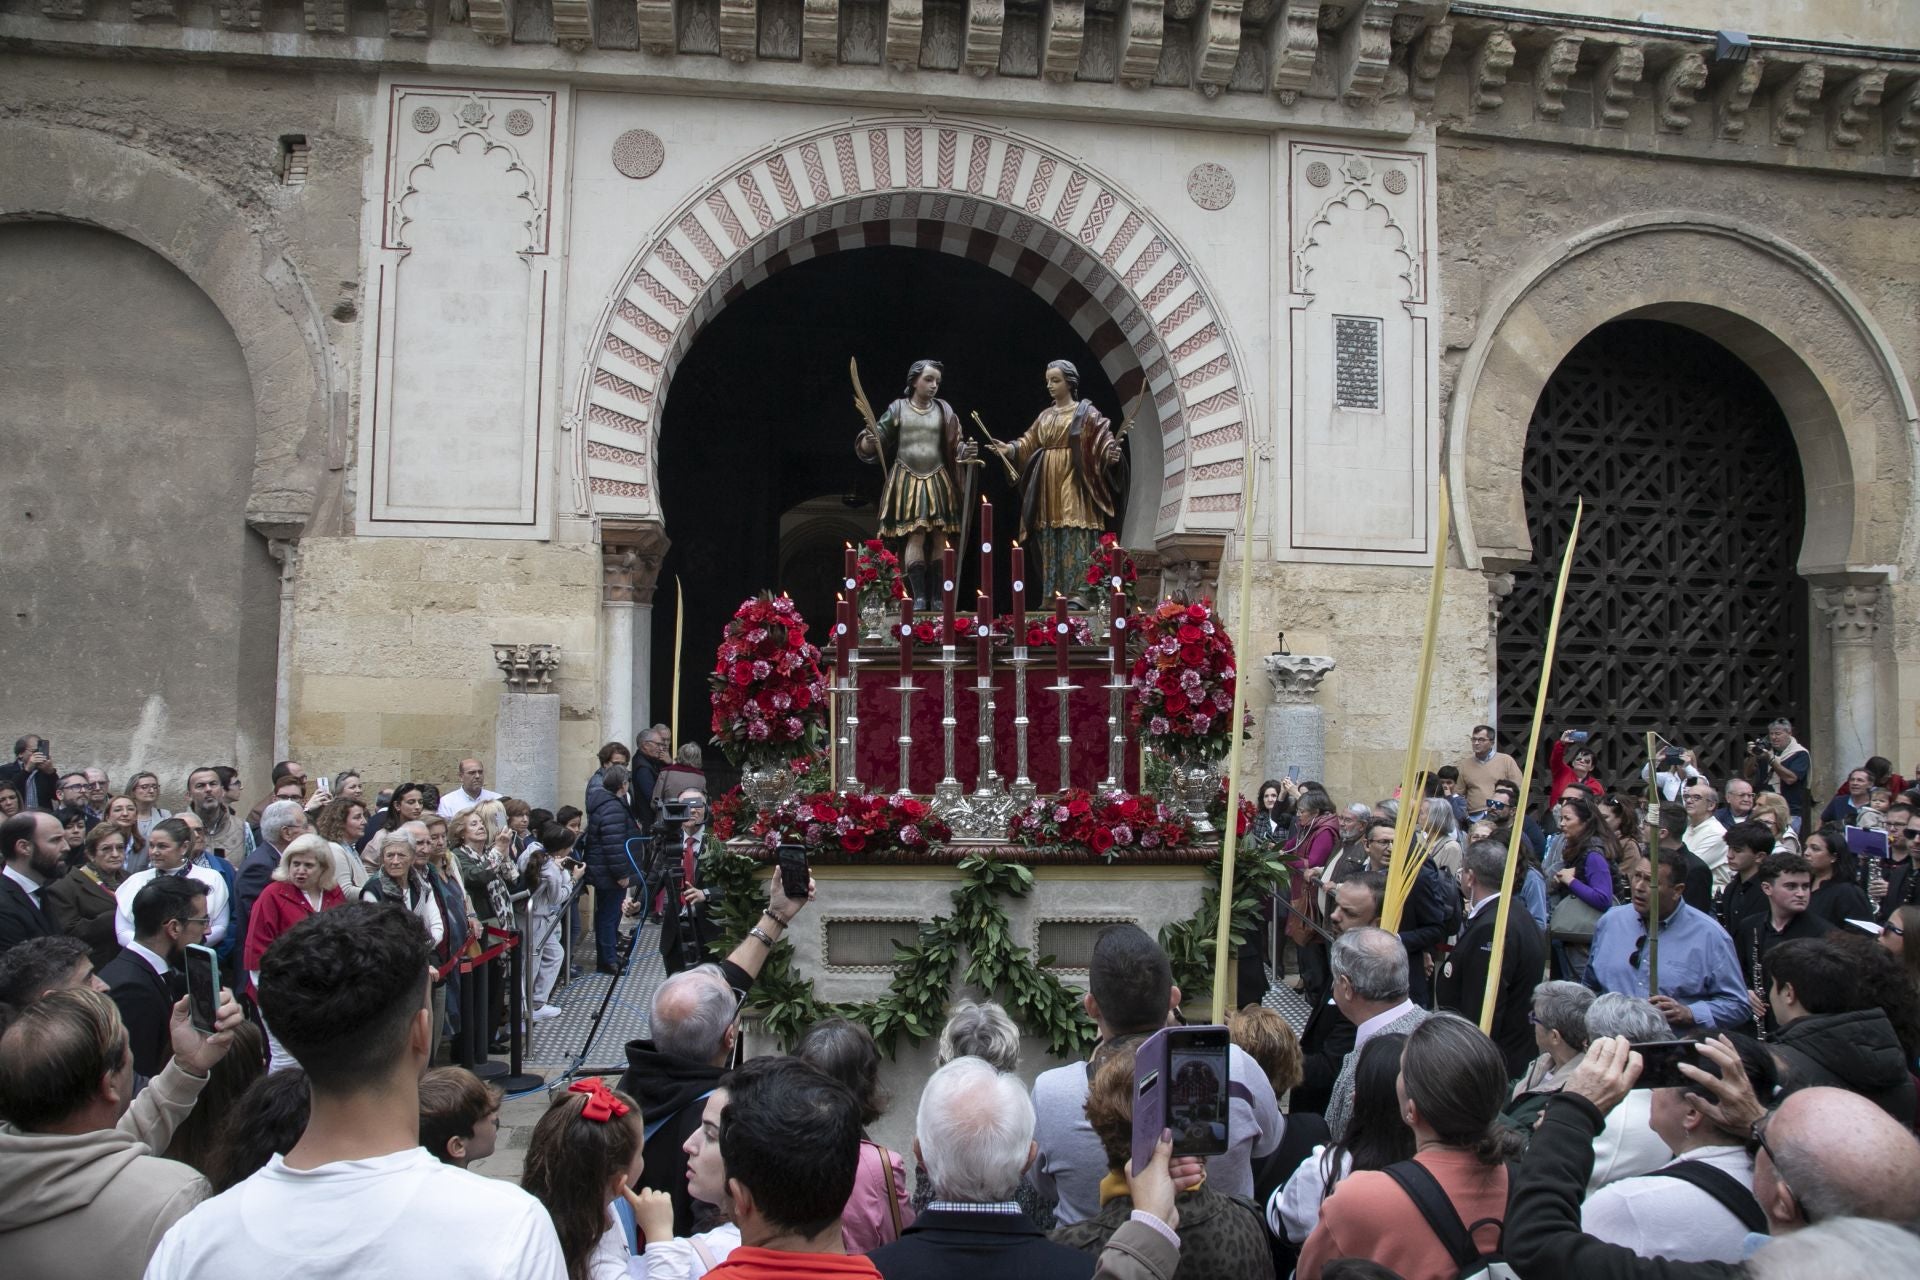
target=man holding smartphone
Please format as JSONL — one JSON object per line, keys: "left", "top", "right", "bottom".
{"left": 0, "top": 734, "right": 59, "bottom": 812}
{"left": 99, "top": 876, "right": 207, "bottom": 1077}
{"left": 659, "top": 788, "right": 721, "bottom": 975}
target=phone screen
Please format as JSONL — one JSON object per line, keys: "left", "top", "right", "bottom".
{"left": 1164, "top": 1028, "right": 1231, "bottom": 1157}
{"left": 1629, "top": 1039, "right": 1704, "bottom": 1090}
{"left": 185, "top": 942, "right": 220, "bottom": 1034}
{"left": 1286, "top": 766, "right": 1302, "bottom": 784}
{"left": 776, "top": 844, "right": 810, "bottom": 900}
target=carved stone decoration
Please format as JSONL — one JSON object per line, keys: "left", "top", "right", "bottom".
{"left": 1304, "top": 160, "right": 1331, "bottom": 186}
{"left": 1470, "top": 30, "right": 1515, "bottom": 113}
{"left": 386, "top": 0, "right": 429, "bottom": 37}
{"left": 39, "top": 0, "right": 86, "bottom": 19}
{"left": 1830, "top": 69, "right": 1889, "bottom": 147}
{"left": 1335, "top": 0, "right": 1396, "bottom": 105}
{"left": 1116, "top": 0, "right": 1164, "bottom": 88}
{"left": 1192, "top": 0, "right": 1243, "bottom": 98}
{"left": 457, "top": 97, "right": 491, "bottom": 128}
{"left": 1656, "top": 50, "right": 1708, "bottom": 132}
{"left": 922, "top": 0, "right": 962, "bottom": 69}
{"left": 217, "top": 0, "right": 263, "bottom": 30}
{"left": 466, "top": 0, "right": 510, "bottom": 39}
{"left": 1815, "top": 583, "right": 1884, "bottom": 645}
{"left": 1269, "top": 0, "right": 1319, "bottom": 102}
{"left": 637, "top": 0, "right": 677, "bottom": 53}
{"left": 411, "top": 106, "right": 442, "bottom": 133}
{"left": 505, "top": 108, "right": 535, "bottom": 136}
{"left": 1408, "top": 19, "right": 1451, "bottom": 103}
{"left": 1534, "top": 36, "right": 1581, "bottom": 120}
{"left": 1186, "top": 162, "right": 1235, "bottom": 209}
{"left": 963, "top": 0, "right": 1004, "bottom": 75}
{"left": 602, "top": 522, "right": 672, "bottom": 605}
{"left": 885, "top": 0, "right": 924, "bottom": 69}
{"left": 1042, "top": 0, "right": 1087, "bottom": 83}
{"left": 1891, "top": 79, "right": 1920, "bottom": 155}
{"left": 612, "top": 129, "right": 667, "bottom": 179}
{"left": 1264, "top": 654, "right": 1335, "bottom": 705}
{"left": 1381, "top": 167, "right": 1407, "bottom": 194}
{"left": 552, "top": 0, "right": 594, "bottom": 50}
{"left": 1081, "top": 14, "right": 1119, "bottom": 82}
{"left": 1716, "top": 55, "right": 1763, "bottom": 139}
{"left": 803, "top": 0, "right": 839, "bottom": 63}
{"left": 1772, "top": 62, "right": 1824, "bottom": 146}
{"left": 493, "top": 643, "right": 561, "bottom": 693}
{"left": 718, "top": 0, "right": 756, "bottom": 61}
{"left": 1596, "top": 42, "right": 1645, "bottom": 127}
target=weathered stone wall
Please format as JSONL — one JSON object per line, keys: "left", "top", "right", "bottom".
{"left": 285, "top": 539, "right": 603, "bottom": 799}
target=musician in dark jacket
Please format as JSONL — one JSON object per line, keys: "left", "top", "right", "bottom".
{"left": 1436, "top": 839, "right": 1548, "bottom": 1078}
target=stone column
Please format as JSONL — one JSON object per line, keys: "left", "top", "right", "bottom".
{"left": 264, "top": 535, "right": 300, "bottom": 763}
{"left": 493, "top": 643, "right": 561, "bottom": 810}
{"left": 600, "top": 521, "right": 670, "bottom": 748}
{"left": 1814, "top": 582, "right": 1883, "bottom": 786}
{"left": 1264, "top": 654, "right": 1337, "bottom": 783}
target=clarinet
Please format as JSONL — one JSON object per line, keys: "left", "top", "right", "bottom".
{"left": 1750, "top": 930, "right": 1769, "bottom": 1042}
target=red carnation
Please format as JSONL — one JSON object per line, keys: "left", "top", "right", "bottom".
{"left": 1088, "top": 827, "right": 1115, "bottom": 853}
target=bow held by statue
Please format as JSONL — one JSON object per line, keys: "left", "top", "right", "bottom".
{"left": 568, "top": 1076, "right": 632, "bottom": 1123}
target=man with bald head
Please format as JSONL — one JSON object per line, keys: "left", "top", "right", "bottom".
{"left": 1507, "top": 1033, "right": 1920, "bottom": 1277}
{"left": 436, "top": 759, "right": 501, "bottom": 818}
{"left": 615, "top": 869, "right": 813, "bottom": 1235}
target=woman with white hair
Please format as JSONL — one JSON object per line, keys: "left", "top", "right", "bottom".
{"left": 243, "top": 832, "right": 346, "bottom": 1071}
{"left": 1500, "top": 981, "right": 1594, "bottom": 1138}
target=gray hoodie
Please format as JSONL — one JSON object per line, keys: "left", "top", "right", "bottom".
{"left": 0, "top": 1057, "right": 210, "bottom": 1280}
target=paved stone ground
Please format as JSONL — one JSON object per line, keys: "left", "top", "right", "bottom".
{"left": 469, "top": 918, "right": 1314, "bottom": 1184}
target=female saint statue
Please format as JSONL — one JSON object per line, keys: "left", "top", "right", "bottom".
{"left": 985, "top": 359, "right": 1127, "bottom": 604}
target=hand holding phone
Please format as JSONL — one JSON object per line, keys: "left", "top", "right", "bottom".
{"left": 776, "top": 844, "right": 810, "bottom": 903}
{"left": 1132, "top": 1025, "right": 1232, "bottom": 1175}
{"left": 185, "top": 942, "right": 221, "bottom": 1034}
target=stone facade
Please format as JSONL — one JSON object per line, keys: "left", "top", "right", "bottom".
{"left": 1, "top": 2, "right": 1915, "bottom": 811}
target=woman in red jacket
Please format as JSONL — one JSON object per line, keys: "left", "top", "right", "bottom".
{"left": 1548, "top": 730, "right": 1605, "bottom": 801}
{"left": 246, "top": 832, "right": 346, "bottom": 1070}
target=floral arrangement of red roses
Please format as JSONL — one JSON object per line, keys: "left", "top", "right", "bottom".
{"left": 1130, "top": 598, "right": 1238, "bottom": 762}
{"left": 1016, "top": 614, "right": 1100, "bottom": 648}
{"left": 708, "top": 593, "right": 828, "bottom": 769}
{"left": 853, "top": 539, "right": 907, "bottom": 610}
{"left": 1081, "top": 533, "right": 1140, "bottom": 612}
{"left": 907, "top": 614, "right": 989, "bottom": 645}
{"left": 752, "top": 790, "right": 950, "bottom": 856}
{"left": 1008, "top": 788, "right": 1194, "bottom": 857}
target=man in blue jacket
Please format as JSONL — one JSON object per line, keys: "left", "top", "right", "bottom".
{"left": 582, "top": 765, "right": 639, "bottom": 974}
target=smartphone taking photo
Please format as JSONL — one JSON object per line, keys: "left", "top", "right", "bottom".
{"left": 776, "top": 843, "right": 810, "bottom": 902}
{"left": 1132, "top": 1024, "right": 1232, "bottom": 1174}
{"left": 1629, "top": 1039, "right": 1705, "bottom": 1090}
{"left": 184, "top": 942, "right": 221, "bottom": 1035}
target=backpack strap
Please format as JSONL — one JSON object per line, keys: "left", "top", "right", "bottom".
{"left": 1646, "top": 1161, "right": 1770, "bottom": 1236}
{"left": 1382, "top": 1160, "right": 1481, "bottom": 1273}
{"left": 645, "top": 1088, "right": 716, "bottom": 1145}
{"left": 873, "top": 1141, "right": 905, "bottom": 1239}
{"left": 689, "top": 1236, "right": 718, "bottom": 1274}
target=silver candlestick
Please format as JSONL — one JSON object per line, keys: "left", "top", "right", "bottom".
{"left": 1048, "top": 674, "right": 1078, "bottom": 794}
{"left": 1104, "top": 674, "right": 1130, "bottom": 790}
{"left": 894, "top": 675, "right": 919, "bottom": 797}
{"left": 931, "top": 645, "right": 971, "bottom": 821}
{"left": 835, "top": 654, "right": 863, "bottom": 795}
{"left": 1008, "top": 646, "right": 1036, "bottom": 804}
{"left": 947, "top": 639, "right": 1012, "bottom": 840}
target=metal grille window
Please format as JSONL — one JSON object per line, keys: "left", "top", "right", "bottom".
{"left": 1497, "top": 321, "right": 1806, "bottom": 792}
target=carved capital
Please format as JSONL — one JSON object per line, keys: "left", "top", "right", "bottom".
{"left": 1772, "top": 62, "right": 1824, "bottom": 146}
{"left": 962, "top": 0, "right": 1004, "bottom": 76}
{"left": 1716, "top": 55, "right": 1763, "bottom": 139}
{"left": 602, "top": 520, "right": 672, "bottom": 606}
{"left": 1830, "top": 69, "right": 1888, "bottom": 148}
{"left": 552, "top": 0, "right": 594, "bottom": 50}
{"left": 1043, "top": 0, "right": 1087, "bottom": 83}
{"left": 1193, "top": 0, "right": 1243, "bottom": 98}
{"left": 1892, "top": 79, "right": 1920, "bottom": 156}
{"left": 638, "top": 0, "right": 676, "bottom": 54}
{"left": 1408, "top": 19, "right": 1451, "bottom": 103}
{"left": 1265, "top": 654, "right": 1336, "bottom": 705}
{"left": 1534, "top": 36, "right": 1581, "bottom": 121}
{"left": 1656, "top": 50, "right": 1707, "bottom": 132}
{"left": 1153, "top": 531, "right": 1226, "bottom": 603}
{"left": 1335, "top": 0, "right": 1396, "bottom": 106}
{"left": 1596, "top": 43, "right": 1644, "bottom": 127}
{"left": 494, "top": 643, "right": 561, "bottom": 693}
{"left": 1814, "top": 583, "right": 1884, "bottom": 645}
{"left": 467, "top": 0, "right": 510, "bottom": 42}
{"left": 1117, "top": 0, "right": 1163, "bottom": 88}
{"left": 1469, "top": 31, "right": 1515, "bottom": 113}
{"left": 1269, "top": 0, "right": 1319, "bottom": 100}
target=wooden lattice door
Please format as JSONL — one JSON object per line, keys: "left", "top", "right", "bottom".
{"left": 1496, "top": 320, "right": 1807, "bottom": 793}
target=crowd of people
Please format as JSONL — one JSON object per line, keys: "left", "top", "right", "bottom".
{"left": 3, "top": 718, "right": 1920, "bottom": 1280}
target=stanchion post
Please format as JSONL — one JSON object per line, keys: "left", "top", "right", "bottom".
{"left": 501, "top": 928, "right": 544, "bottom": 1091}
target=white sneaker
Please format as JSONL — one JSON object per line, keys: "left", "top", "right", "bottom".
{"left": 532, "top": 1005, "right": 563, "bottom": 1022}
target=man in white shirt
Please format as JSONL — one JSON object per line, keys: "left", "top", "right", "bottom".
{"left": 1682, "top": 782, "right": 1731, "bottom": 888}
{"left": 1581, "top": 1036, "right": 1774, "bottom": 1263}
{"left": 115, "top": 822, "right": 229, "bottom": 949}
{"left": 437, "top": 758, "right": 503, "bottom": 818}
{"left": 145, "top": 901, "right": 566, "bottom": 1279}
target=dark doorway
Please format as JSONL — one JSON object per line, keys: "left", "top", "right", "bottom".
{"left": 652, "top": 243, "right": 1121, "bottom": 781}
{"left": 1496, "top": 319, "right": 1807, "bottom": 795}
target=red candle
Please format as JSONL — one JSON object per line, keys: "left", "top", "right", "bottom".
{"left": 942, "top": 542, "right": 957, "bottom": 644}
{"left": 1053, "top": 593, "right": 1070, "bottom": 680}
{"left": 899, "top": 594, "right": 914, "bottom": 679}
{"left": 1010, "top": 541, "right": 1026, "bottom": 639}
{"left": 843, "top": 542, "right": 857, "bottom": 597}
{"left": 834, "top": 594, "right": 851, "bottom": 679}
{"left": 978, "top": 497, "right": 994, "bottom": 626}
{"left": 1110, "top": 589, "right": 1128, "bottom": 675}
{"left": 976, "top": 591, "right": 991, "bottom": 682}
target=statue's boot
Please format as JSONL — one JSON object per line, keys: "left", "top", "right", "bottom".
{"left": 906, "top": 562, "right": 930, "bottom": 610}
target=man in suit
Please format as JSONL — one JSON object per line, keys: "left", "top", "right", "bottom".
{"left": 871, "top": 1056, "right": 1094, "bottom": 1280}
{"left": 1, "top": 811, "right": 68, "bottom": 951}
{"left": 0, "top": 734, "right": 60, "bottom": 812}
{"left": 1292, "top": 871, "right": 1382, "bottom": 1117}
{"left": 97, "top": 875, "right": 207, "bottom": 1077}
{"left": 232, "top": 799, "right": 305, "bottom": 964}
{"left": 1322, "top": 927, "right": 1429, "bottom": 1140}
{"left": 1436, "top": 838, "right": 1548, "bottom": 1078}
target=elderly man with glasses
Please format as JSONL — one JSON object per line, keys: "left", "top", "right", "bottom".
{"left": 1586, "top": 848, "right": 1747, "bottom": 1032}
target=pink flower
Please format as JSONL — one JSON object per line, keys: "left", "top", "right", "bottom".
{"left": 900, "top": 824, "right": 922, "bottom": 846}
{"left": 751, "top": 659, "right": 772, "bottom": 680}
{"left": 1150, "top": 716, "right": 1171, "bottom": 736}
{"left": 1191, "top": 713, "right": 1212, "bottom": 734}
{"left": 1053, "top": 805, "right": 1071, "bottom": 822}
{"left": 785, "top": 716, "right": 803, "bottom": 737}
{"left": 1112, "top": 823, "right": 1135, "bottom": 845}
{"left": 747, "top": 721, "right": 770, "bottom": 740}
